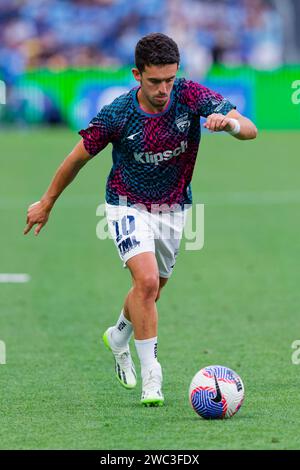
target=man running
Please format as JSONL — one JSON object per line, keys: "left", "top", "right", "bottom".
{"left": 24, "top": 33, "right": 257, "bottom": 407}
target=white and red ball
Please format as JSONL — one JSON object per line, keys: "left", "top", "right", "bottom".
{"left": 189, "top": 365, "right": 245, "bottom": 419}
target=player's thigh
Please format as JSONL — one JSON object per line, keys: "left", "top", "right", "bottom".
{"left": 154, "top": 210, "right": 186, "bottom": 278}
{"left": 127, "top": 252, "right": 160, "bottom": 293}
{"left": 106, "top": 202, "right": 154, "bottom": 266}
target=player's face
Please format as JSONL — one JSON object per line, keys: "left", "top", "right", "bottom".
{"left": 132, "top": 63, "right": 178, "bottom": 111}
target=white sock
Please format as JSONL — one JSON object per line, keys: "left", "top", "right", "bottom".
{"left": 134, "top": 337, "right": 159, "bottom": 375}
{"left": 110, "top": 309, "right": 133, "bottom": 348}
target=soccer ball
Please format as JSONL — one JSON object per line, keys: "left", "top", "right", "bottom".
{"left": 189, "top": 365, "right": 245, "bottom": 419}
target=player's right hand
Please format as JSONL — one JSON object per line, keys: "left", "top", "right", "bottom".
{"left": 24, "top": 200, "right": 51, "bottom": 236}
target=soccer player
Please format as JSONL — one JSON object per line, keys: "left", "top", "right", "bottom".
{"left": 24, "top": 33, "right": 257, "bottom": 407}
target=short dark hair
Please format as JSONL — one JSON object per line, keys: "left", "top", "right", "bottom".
{"left": 135, "top": 33, "right": 180, "bottom": 72}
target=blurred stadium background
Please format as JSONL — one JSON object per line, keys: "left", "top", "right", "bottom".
{"left": 1, "top": 0, "right": 300, "bottom": 129}
{"left": 1, "top": 0, "right": 300, "bottom": 451}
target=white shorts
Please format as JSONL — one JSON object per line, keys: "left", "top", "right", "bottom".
{"left": 105, "top": 203, "right": 189, "bottom": 278}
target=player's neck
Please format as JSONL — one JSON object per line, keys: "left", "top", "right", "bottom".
{"left": 137, "top": 88, "right": 169, "bottom": 114}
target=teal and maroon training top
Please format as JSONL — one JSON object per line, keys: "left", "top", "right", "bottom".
{"left": 79, "top": 78, "right": 235, "bottom": 211}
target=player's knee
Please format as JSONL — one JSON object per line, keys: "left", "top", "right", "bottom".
{"left": 135, "top": 274, "right": 159, "bottom": 301}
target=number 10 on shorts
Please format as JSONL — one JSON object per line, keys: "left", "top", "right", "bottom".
{"left": 113, "top": 215, "right": 141, "bottom": 256}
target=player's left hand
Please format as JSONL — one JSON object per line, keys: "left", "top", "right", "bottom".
{"left": 203, "top": 113, "right": 235, "bottom": 132}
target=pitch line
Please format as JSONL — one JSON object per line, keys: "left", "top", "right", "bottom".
{"left": 0, "top": 273, "right": 31, "bottom": 283}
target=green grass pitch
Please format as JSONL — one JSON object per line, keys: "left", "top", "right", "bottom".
{"left": 0, "top": 128, "right": 299, "bottom": 449}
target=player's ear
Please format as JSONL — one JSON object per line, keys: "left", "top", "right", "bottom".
{"left": 132, "top": 68, "right": 141, "bottom": 83}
